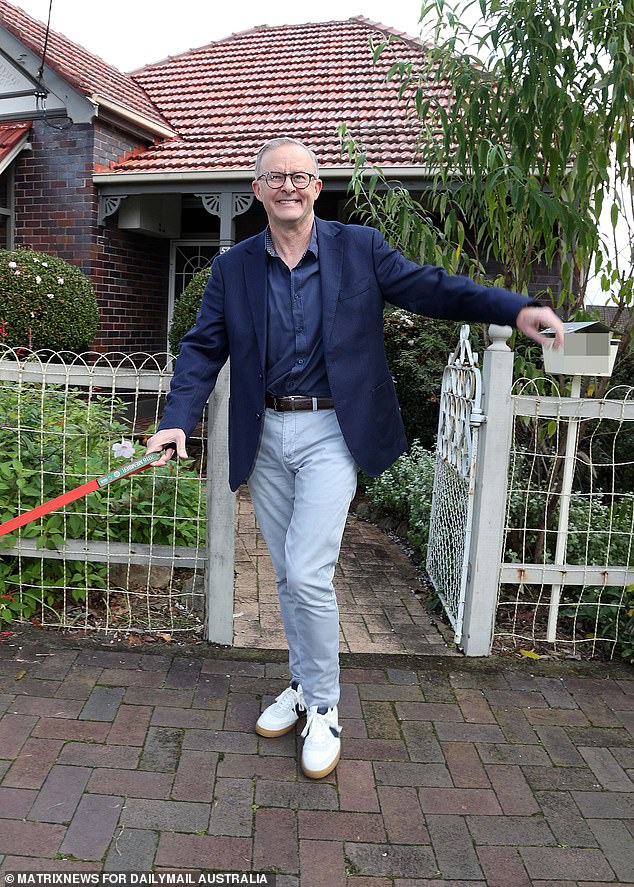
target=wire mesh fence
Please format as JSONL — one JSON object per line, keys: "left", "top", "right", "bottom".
{"left": 496, "top": 378, "right": 634, "bottom": 658}
{"left": 0, "top": 347, "right": 208, "bottom": 634}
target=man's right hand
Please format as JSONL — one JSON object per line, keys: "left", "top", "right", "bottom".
{"left": 146, "top": 429, "right": 188, "bottom": 466}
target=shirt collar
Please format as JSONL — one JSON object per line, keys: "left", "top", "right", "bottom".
{"left": 265, "top": 222, "right": 319, "bottom": 259}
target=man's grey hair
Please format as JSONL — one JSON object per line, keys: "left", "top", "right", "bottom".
{"left": 254, "top": 138, "right": 320, "bottom": 178}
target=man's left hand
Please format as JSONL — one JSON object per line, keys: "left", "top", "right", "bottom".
{"left": 516, "top": 305, "right": 564, "bottom": 350}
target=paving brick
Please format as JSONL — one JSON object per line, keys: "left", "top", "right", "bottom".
{"left": 201, "top": 658, "right": 264, "bottom": 677}
{"left": 419, "top": 787, "right": 502, "bottom": 815}
{"left": 155, "top": 833, "right": 252, "bottom": 869}
{"left": 0, "top": 787, "right": 36, "bottom": 818}
{"left": 59, "top": 742, "right": 140, "bottom": 769}
{"left": 108, "top": 704, "right": 152, "bottom": 746}
{"left": 374, "top": 760, "right": 451, "bottom": 787}
{"left": 171, "top": 749, "right": 217, "bottom": 802}
{"left": 299, "top": 839, "right": 346, "bottom": 887}
{"left": 565, "top": 725, "right": 633, "bottom": 748}
{"left": 3, "top": 738, "right": 63, "bottom": 789}
{"left": 255, "top": 779, "right": 338, "bottom": 810}
{"left": 0, "top": 820, "right": 65, "bottom": 857}
{"left": 104, "top": 827, "right": 158, "bottom": 871}
{"left": 492, "top": 706, "right": 540, "bottom": 744}
{"left": 377, "top": 785, "right": 428, "bottom": 843}
{"left": 348, "top": 878, "right": 391, "bottom": 887}
{"left": 476, "top": 742, "right": 551, "bottom": 766}
{"left": 54, "top": 666, "right": 102, "bottom": 700}
{"left": 139, "top": 727, "right": 183, "bottom": 772}
{"left": 151, "top": 706, "right": 223, "bottom": 730}
{"left": 395, "top": 702, "right": 463, "bottom": 722}
{"left": 208, "top": 777, "right": 254, "bottom": 836}
{"left": 467, "top": 814, "right": 556, "bottom": 845}
{"left": 426, "top": 814, "right": 482, "bottom": 879}
{"left": 535, "top": 677, "right": 578, "bottom": 710}
{"left": 32, "top": 717, "right": 110, "bottom": 743}
{"left": 485, "top": 764, "right": 540, "bottom": 815}
{"left": 76, "top": 651, "right": 143, "bottom": 670}
{"left": 218, "top": 753, "right": 297, "bottom": 781}
{"left": 341, "top": 737, "right": 408, "bottom": 762}
{"left": 340, "top": 717, "right": 368, "bottom": 738}
{"left": 10, "top": 678, "right": 61, "bottom": 697}
{"left": 340, "top": 682, "right": 363, "bottom": 718}
{"left": 165, "top": 658, "right": 202, "bottom": 689}
{"left": 575, "top": 693, "right": 623, "bottom": 728}
{"left": 79, "top": 685, "right": 125, "bottom": 721}
{"left": 8, "top": 696, "right": 83, "bottom": 719}
{"left": 572, "top": 791, "right": 634, "bottom": 818}
{"left": 362, "top": 701, "right": 402, "bottom": 740}
{"left": 29, "top": 765, "right": 91, "bottom": 822}
{"left": 0, "top": 714, "right": 45, "bottom": 758}
{"left": 125, "top": 688, "right": 194, "bottom": 707}
{"left": 193, "top": 675, "right": 230, "bottom": 710}
{"left": 524, "top": 766, "right": 603, "bottom": 792}
{"left": 98, "top": 668, "right": 165, "bottom": 688}
{"left": 535, "top": 791, "right": 599, "bottom": 847}
{"left": 477, "top": 846, "right": 531, "bottom": 887}
{"left": 343, "top": 843, "right": 437, "bottom": 879}
{"left": 33, "top": 651, "right": 78, "bottom": 681}
{"left": 0, "top": 857, "right": 99, "bottom": 873}
{"left": 438, "top": 741, "right": 488, "bottom": 789}
{"left": 0, "top": 695, "right": 13, "bottom": 717}
{"left": 588, "top": 818, "right": 634, "bottom": 881}
{"left": 454, "top": 688, "right": 497, "bottom": 724}
{"left": 337, "top": 760, "right": 380, "bottom": 812}
{"left": 223, "top": 693, "right": 261, "bottom": 732}
{"left": 87, "top": 768, "right": 173, "bottom": 799}
{"left": 535, "top": 725, "right": 586, "bottom": 766}
{"left": 120, "top": 798, "right": 210, "bottom": 832}
{"left": 298, "top": 811, "right": 386, "bottom": 842}
{"left": 387, "top": 668, "right": 418, "bottom": 685}
{"left": 449, "top": 670, "right": 508, "bottom": 690}
{"left": 418, "top": 673, "right": 456, "bottom": 704}
{"left": 59, "top": 794, "right": 123, "bottom": 861}
{"left": 525, "top": 708, "right": 591, "bottom": 727}
{"left": 485, "top": 689, "right": 547, "bottom": 708}
{"left": 358, "top": 684, "right": 423, "bottom": 702}
{"left": 182, "top": 728, "right": 258, "bottom": 755}
{"left": 519, "top": 846, "right": 615, "bottom": 881}
{"left": 254, "top": 808, "right": 298, "bottom": 873}
{"left": 434, "top": 722, "right": 505, "bottom": 743}
{"left": 579, "top": 746, "right": 634, "bottom": 792}
{"left": 399, "top": 722, "right": 444, "bottom": 763}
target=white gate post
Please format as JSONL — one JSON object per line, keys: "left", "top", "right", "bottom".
{"left": 461, "top": 325, "right": 515, "bottom": 656}
{"left": 204, "top": 363, "right": 236, "bottom": 645}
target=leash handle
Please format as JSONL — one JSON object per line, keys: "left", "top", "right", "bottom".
{"left": 96, "top": 450, "right": 162, "bottom": 487}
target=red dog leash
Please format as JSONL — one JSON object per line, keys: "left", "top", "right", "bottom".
{"left": 0, "top": 450, "right": 162, "bottom": 537}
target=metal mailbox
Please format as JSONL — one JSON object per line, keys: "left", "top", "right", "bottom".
{"left": 541, "top": 321, "right": 619, "bottom": 377}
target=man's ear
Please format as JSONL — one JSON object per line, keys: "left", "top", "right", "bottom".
{"left": 252, "top": 179, "right": 263, "bottom": 202}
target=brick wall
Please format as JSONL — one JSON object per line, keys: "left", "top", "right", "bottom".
{"left": 12, "top": 119, "right": 170, "bottom": 354}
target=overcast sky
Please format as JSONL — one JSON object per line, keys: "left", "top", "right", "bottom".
{"left": 10, "top": 0, "right": 426, "bottom": 71}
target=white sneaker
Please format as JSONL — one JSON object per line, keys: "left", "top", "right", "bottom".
{"left": 300, "top": 705, "right": 342, "bottom": 779}
{"left": 255, "top": 682, "right": 306, "bottom": 737}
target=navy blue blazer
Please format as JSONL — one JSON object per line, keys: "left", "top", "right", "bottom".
{"left": 159, "top": 218, "right": 532, "bottom": 490}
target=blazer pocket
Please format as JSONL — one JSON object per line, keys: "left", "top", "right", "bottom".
{"left": 339, "top": 278, "right": 370, "bottom": 301}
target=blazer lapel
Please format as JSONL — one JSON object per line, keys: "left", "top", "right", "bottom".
{"left": 317, "top": 218, "right": 344, "bottom": 346}
{"left": 243, "top": 232, "right": 267, "bottom": 370}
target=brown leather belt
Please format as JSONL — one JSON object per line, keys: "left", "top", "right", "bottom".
{"left": 265, "top": 394, "right": 335, "bottom": 412}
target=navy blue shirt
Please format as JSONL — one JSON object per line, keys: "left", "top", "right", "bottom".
{"left": 265, "top": 225, "right": 331, "bottom": 397}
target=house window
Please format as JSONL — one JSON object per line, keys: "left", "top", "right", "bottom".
{"left": 0, "top": 165, "right": 14, "bottom": 250}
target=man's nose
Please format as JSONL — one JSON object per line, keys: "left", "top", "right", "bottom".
{"left": 280, "top": 174, "right": 297, "bottom": 191}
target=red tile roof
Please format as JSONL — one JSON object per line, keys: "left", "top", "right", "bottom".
{"left": 108, "top": 17, "right": 446, "bottom": 174}
{"left": 0, "top": 0, "right": 170, "bottom": 132}
{"left": 0, "top": 120, "right": 30, "bottom": 167}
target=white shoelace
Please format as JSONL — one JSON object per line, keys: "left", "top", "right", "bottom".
{"left": 301, "top": 708, "right": 342, "bottom": 742}
{"left": 275, "top": 685, "right": 303, "bottom": 712}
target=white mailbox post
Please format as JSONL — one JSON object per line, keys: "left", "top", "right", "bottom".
{"left": 541, "top": 321, "right": 619, "bottom": 640}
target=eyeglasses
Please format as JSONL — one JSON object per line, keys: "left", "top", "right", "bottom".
{"left": 256, "top": 171, "right": 316, "bottom": 190}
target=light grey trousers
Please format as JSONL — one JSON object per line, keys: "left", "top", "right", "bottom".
{"left": 247, "top": 407, "right": 358, "bottom": 708}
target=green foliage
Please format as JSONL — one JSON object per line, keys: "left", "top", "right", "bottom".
{"left": 0, "top": 384, "right": 205, "bottom": 626}
{"left": 364, "top": 442, "right": 436, "bottom": 556}
{"left": 168, "top": 268, "right": 211, "bottom": 356}
{"left": 562, "top": 585, "right": 634, "bottom": 664}
{"left": 0, "top": 248, "right": 99, "bottom": 351}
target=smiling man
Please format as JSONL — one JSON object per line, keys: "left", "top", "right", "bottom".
{"left": 148, "top": 137, "right": 563, "bottom": 779}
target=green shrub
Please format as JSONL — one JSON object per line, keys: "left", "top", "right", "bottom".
{"left": 0, "top": 248, "right": 99, "bottom": 351}
{"left": 364, "top": 441, "right": 436, "bottom": 557}
{"left": 0, "top": 384, "right": 205, "bottom": 626}
{"left": 169, "top": 268, "right": 211, "bottom": 356}
{"left": 383, "top": 309, "right": 482, "bottom": 449}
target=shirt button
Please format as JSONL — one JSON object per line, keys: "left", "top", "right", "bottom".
{"left": 255, "top": 412, "right": 262, "bottom": 420}
{"left": 258, "top": 373, "right": 263, "bottom": 381}
{"left": 297, "top": 359, "right": 304, "bottom": 365}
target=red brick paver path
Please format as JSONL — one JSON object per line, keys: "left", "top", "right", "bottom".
{"left": 1, "top": 633, "right": 633, "bottom": 885}
{"left": 235, "top": 488, "right": 450, "bottom": 655}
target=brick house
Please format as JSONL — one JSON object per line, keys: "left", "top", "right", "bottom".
{"left": 0, "top": 0, "right": 441, "bottom": 353}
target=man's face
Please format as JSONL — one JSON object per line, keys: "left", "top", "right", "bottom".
{"left": 252, "top": 144, "right": 322, "bottom": 228}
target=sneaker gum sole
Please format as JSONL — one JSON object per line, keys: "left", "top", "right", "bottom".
{"left": 255, "top": 719, "right": 301, "bottom": 738}
{"left": 301, "top": 748, "right": 341, "bottom": 780}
